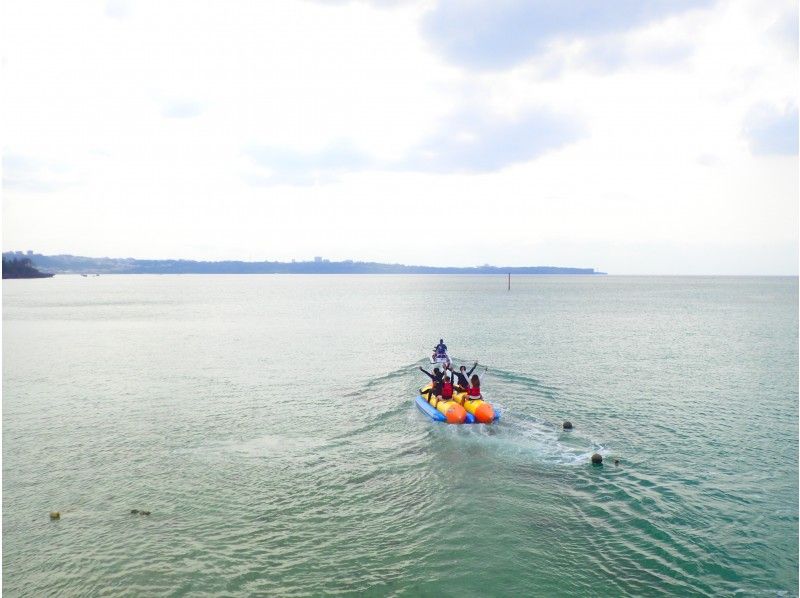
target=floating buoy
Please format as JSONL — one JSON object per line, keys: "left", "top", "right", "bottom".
{"left": 563, "top": 421, "right": 573, "bottom": 430}
{"left": 591, "top": 453, "right": 603, "bottom": 465}
{"left": 49, "top": 511, "right": 60, "bottom": 520}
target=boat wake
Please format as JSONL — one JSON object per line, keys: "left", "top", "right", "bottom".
{"left": 375, "top": 359, "right": 610, "bottom": 466}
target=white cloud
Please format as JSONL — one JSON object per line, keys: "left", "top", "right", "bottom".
{"left": 743, "top": 103, "right": 798, "bottom": 155}
{"left": 161, "top": 100, "right": 204, "bottom": 119}
{"left": 421, "top": 0, "right": 713, "bottom": 70}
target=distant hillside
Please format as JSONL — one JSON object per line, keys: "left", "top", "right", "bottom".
{"left": 2, "top": 257, "right": 54, "bottom": 279}
{"left": 2, "top": 252, "right": 605, "bottom": 275}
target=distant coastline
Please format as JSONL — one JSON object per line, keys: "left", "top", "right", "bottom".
{"left": 2, "top": 257, "right": 55, "bottom": 279}
{"left": 2, "top": 251, "right": 605, "bottom": 276}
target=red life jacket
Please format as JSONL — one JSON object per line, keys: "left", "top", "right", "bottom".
{"left": 468, "top": 386, "right": 481, "bottom": 398}
{"left": 442, "top": 381, "right": 453, "bottom": 399}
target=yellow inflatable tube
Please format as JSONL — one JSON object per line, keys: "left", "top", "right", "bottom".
{"left": 452, "top": 391, "right": 496, "bottom": 424}
{"left": 420, "top": 384, "right": 467, "bottom": 424}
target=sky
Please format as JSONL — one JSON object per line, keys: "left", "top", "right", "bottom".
{"left": 2, "top": 0, "right": 798, "bottom": 274}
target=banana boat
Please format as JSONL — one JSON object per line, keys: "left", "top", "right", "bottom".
{"left": 416, "top": 384, "right": 500, "bottom": 424}
{"left": 416, "top": 384, "right": 468, "bottom": 423}
{"left": 451, "top": 390, "right": 498, "bottom": 424}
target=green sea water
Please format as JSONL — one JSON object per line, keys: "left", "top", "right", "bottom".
{"left": 3, "top": 275, "right": 798, "bottom": 596}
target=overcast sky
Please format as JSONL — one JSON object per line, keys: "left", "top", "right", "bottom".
{"left": 3, "top": 0, "right": 798, "bottom": 273}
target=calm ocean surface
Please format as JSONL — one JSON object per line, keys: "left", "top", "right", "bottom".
{"left": 3, "top": 275, "right": 798, "bottom": 596}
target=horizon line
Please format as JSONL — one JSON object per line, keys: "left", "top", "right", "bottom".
{"left": 5, "top": 250, "right": 800, "bottom": 276}
{"left": 2, "top": 250, "right": 603, "bottom": 272}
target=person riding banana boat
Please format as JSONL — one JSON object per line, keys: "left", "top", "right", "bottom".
{"left": 450, "top": 372, "right": 494, "bottom": 423}
{"left": 418, "top": 370, "right": 467, "bottom": 424}
{"left": 418, "top": 357, "right": 497, "bottom": 424}
{"left": 448, "top": 361, "right": 478, "bottom": 391}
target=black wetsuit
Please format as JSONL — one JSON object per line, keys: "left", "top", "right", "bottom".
{"left": 419, "top": 368, "right": 445, "bottom": 401}
{"left": 422, "top": 380, "right": 443, "bottom": 401}
{"left": 453, "top": 363, "right": 478, "bottom": 388}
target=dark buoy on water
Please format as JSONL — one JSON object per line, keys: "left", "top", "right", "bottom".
{"left": 563, "top": 421, "right": 573, "bottom": 430}
{"left": 591, "top": 453, "right": 603, "bottom": 465}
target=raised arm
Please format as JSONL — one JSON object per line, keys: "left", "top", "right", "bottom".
{"left": 419, "top": 367, "right": 435, "bottom": 381}
{"left": 467, "top": 361, "right": 478, "bottom": 376}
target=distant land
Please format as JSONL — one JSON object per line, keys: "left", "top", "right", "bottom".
{"left": 2, "top": 252, "right": 605, "bottom": 276}
{"left": 2, "top": 257, "right": 55, "bottom": 279}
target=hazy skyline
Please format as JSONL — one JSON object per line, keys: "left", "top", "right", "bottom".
{"left": 3, "top": 0, "right": 798, "bottom": 274}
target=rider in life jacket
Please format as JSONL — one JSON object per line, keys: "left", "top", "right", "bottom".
{"left": 466, "top": 374, "right": 482, "bottom": 400}
{"left": 440, "top": 374, "right": 455, "bottom": 401}
{"left": 420, "top": 371, "right": 455, "bottom": 406}
{"left": 424, "top": 373, "right": 454, "bottom": 406}
{"left": 433, "top": 339, "right": 447, "bottom": 357}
